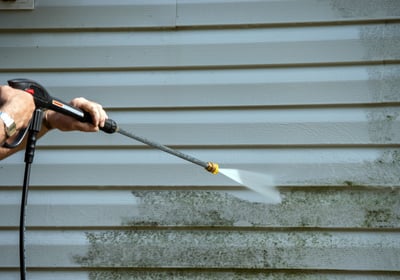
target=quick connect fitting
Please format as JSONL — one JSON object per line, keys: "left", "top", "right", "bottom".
{"left": 206, "top": 162, "right": 219, "bottom": 175}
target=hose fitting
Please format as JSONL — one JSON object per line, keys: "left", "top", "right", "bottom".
{"left": 206, "top": 162, "right": 219, "bottom": 175}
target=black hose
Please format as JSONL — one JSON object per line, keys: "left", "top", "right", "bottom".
{"left": 19, "top": 109, "right": 43, "bottom": 280}
{"left": 19, "top": 163, "right": 31, "bottom": 280}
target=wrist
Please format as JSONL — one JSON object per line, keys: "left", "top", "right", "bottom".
{"left": 0, "top": 111, "right": 17, "bottom": 138}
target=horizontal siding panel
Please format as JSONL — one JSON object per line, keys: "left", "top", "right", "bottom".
{"left": 1, "top": 230, "right": 399, "bottom": 270}
{"left": 1, "top": 189, "right": 399, "bottom": 228}
{"left": 1, "top": 0, "right": 399, "bottom": 30}
{"left": 32, "top": 107, "right": 400, "bottom": 146}
{"left": 1, "top": 24, "right": 399, "bottom": 70}
{"left": 2, "top": 65, "right": 399, "bottom": 108}
{"left": 1, "top": 148, "right": 398, "bottom": 187}
{"left": 177, "top": 0, "right": 400, "bottom": 26}
{"left": 1, "top": 271, "right": 400, "bottom": 280}
{"left": 0, "top": 271, "right": 91, "bottom": 280}
{"left": 0, "top": 0, "right": 176, "bottom": 30}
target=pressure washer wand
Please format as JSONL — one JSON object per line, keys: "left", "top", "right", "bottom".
{"left": 116, "top": 127, "right": 219, "bottom": 174}
{"left": 8, "top": 78, "right": 219, "bottom": 175}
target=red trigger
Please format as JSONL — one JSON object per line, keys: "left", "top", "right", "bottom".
{"left": 25, "top": 88, "right": 35, "bottom": 95}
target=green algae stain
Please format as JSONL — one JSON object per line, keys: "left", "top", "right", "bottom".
{"left": 73, "top": 189, "right": 400, "bottom": 279}
{"left": 364, "top": 208, "right": 395, "bottom": 228}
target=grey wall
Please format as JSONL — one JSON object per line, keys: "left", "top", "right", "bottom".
{"left": 0, "top": 0, "right": 399, "bottom": 279}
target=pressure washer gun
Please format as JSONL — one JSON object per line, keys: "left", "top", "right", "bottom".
{"left": 8, "top": 78, "right": 117, "bottom": 134}
{"left": 8, "top": 78, "right": 219, "bottom": 175}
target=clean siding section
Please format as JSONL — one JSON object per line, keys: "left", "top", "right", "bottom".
{"left": 0, "top": 0, "right": 399, "bottom": 279}
{"left": 1, "top": 24, "right": 399, "bottom": 70}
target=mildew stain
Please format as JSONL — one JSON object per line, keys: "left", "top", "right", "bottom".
{"left": 329, "top": 0, "right": 400, "bottom": 19}
{"left": 73, "top": 189, "right": 400, "bottom": 275}
{"left": 364, "top": 209, "right": 393, "bottom": 228}
{"left": 360, "top": 149, "right": 400, "bottom": 187}
{"left": 125, "top": 190, "right": 238, "bottom": 227}
{"left": 367, "top": 108, "right": 399, "bottom": 144}
{"left": 359, "top": 18, "right": 400, "bottom": 187}
{"left": 119, "top": 189, "right": 400, "bottom": 228}
{"left": 83, "top": 270, "right": 333, "bottom": 280}
{"left": 357, "top": 16, "right": 400, "bottom": 187}
{"left": 74, "top": 229, "right": 335, "bottom": 272}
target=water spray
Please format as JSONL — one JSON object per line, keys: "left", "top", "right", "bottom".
{"left": 7, "top": 78, "right": 279, "bottom": 280}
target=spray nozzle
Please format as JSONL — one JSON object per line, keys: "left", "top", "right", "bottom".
{"left": 206, "top": 162, "right": 219, "bottom": 175}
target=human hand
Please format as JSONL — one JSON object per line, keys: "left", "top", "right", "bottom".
{"left": 44, "top": 97, "right": 108, "bottom": 132}
{"left": 0, "top": 86, "right": 35, "bottom": 131}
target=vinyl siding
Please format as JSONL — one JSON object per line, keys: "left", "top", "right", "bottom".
{"left": 0, "top": 0, "right": 399, "bottom": 279}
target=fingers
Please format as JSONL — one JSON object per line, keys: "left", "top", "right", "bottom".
{"left": 45, "top": 97, "right": 108, "bottom": 132}
{"left": 70, "top": 97, "right": 108, "bottom": 128}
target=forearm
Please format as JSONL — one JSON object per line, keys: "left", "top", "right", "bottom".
{"left": 0, "top": 125, "right": 6, "bottom": 147}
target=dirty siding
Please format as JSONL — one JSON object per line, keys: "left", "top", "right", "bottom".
{"left": 0, "top": 0, "right": 399, "bottom": 279}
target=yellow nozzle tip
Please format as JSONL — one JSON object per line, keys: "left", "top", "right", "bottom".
{"left": 206, "top": 162, "right": 219, "bottom": 175}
